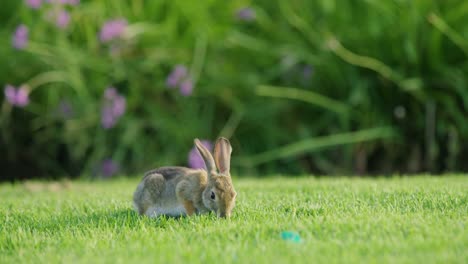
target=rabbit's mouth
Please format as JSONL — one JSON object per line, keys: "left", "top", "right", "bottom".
{"left": 217, "top": 210, "right": 231, "bottom": 218}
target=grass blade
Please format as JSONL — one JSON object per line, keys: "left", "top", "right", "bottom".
{"left": 256, "top": 85, "right": 349, "bottom": 115}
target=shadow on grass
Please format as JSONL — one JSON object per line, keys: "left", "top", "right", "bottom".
{"left": 76, "top": 208, "right": 193, "bottom": 226}
{"left": 10, "top": 208, "right": 207, "bottom": 234}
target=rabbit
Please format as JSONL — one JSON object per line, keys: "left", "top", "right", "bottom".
{"left": 133, "top": 137, "right": 237, "bottom": 218}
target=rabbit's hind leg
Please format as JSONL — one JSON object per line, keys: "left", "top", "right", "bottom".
{"left": 133, "top": 173, "right": 165, "bottom": 216}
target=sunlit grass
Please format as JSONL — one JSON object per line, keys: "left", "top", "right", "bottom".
{"left": 1, "top": 176, "right": 467, "bottom": 263}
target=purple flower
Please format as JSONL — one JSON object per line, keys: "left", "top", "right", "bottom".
{"left": 101, "top": 106, "right": 116, "bottom": 129}
{"left": 166, "top": 65, "right": 196, "bottom": 96}
{"left": 46, "top": 9, "right": 71, "bottom": 29}
{"left": 180, "top": 79, "right": 193, "bottom": 96}
{"left": 12, "top": 25, "right": 29, "bottom": 50}
{"left": 99, "top": 19, "right": 128, "bottom": 43}
{"left": 101, "top": 87, "right": 126, "bottom": 129}
{"left": 55, "top": 10, "right": 70, "bottom": 29}
{"left": 4, "top": 84, "right": 30, "bottom": 107}
{"left": 26, "top": 0, "right": 42, "bottom": 9}
{"left": 112, "top": 95, "right": 126, "bottom": 117}
{"left": 100, "top": 159, "right": 119, "bottom": 178}
{"left": 166, "top": 65, "right": 188, "bottom": 88}
{"left": 188, "top": 140, "right": 213, "bottom": 169}
{"left": 236, "top": 7, "right": 256, "bottom": 22}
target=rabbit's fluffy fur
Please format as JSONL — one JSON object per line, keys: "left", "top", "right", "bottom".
{"left": 133, "top": 138, "right": 237, "bottom": 218}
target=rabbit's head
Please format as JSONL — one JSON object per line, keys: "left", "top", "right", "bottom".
{"left": 195, "top": 137, "right": 237, "bottom": 218}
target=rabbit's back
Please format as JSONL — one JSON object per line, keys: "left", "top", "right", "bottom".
{"left": 144, "top": 166, "right": 191, "bottom": 180}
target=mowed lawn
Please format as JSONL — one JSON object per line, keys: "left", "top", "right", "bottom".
{"left": 0, "top": 176, "right": 466, "bottom": 263}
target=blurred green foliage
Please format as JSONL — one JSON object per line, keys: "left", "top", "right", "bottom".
{"left": 1, "top": 0, "right": 467, "bottom": 180}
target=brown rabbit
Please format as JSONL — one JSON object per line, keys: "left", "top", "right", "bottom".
{"left": 133, "top": 137, "right": 237, "bottom": 218}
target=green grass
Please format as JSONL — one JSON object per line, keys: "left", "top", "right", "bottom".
{"left": 1, "top": 176, "right": 467, "bottom": 263}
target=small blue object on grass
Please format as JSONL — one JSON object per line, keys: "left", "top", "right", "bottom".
{"left": 281, "top": 231, "right": 301, "bottom": 243}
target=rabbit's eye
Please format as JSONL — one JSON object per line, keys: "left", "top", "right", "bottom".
{"left": 210, "top": 191, "right": 215, "bottom": 200}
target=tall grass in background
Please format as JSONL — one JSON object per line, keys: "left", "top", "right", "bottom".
{"left": 0, "top": 0, "right": 467, "bottom": 180}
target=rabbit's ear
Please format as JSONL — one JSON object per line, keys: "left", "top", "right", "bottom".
{"left": 194, "top": 139, "right": 216, "bottom": 175}
{"left": 214, "top": 137, "right": 232, "bottom": 175}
